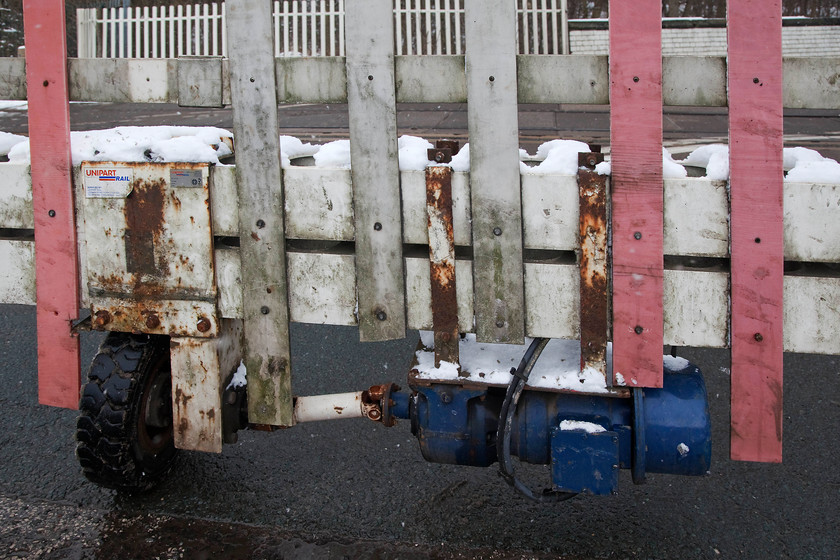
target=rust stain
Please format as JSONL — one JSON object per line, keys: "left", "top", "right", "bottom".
{"left": 334, "top": 406, "right": 344, "bottom": 414}
{"left": 578, "top": 153, "right": 609, "bottom": 377}
{"left": 426, "top": 165, "right": 459, "bottom": 369}
{"left": 124, "top": 176, "right": 166, "bottom": 280}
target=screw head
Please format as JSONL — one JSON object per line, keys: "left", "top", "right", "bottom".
{"left": 754, "top": 332, "right": 763, "bottom": 342}
{"left": 43, "top": 80, "right": 49, "bottom": 87}
{"left": 495, "top": 320, "right": 505, "bottom": 328}
{"left": 633, "top": 76, "right": 640, "bottom": 83}
{"left": 634, "top": 325, "right": 644, "bottom": 335}
{"left": 145, "top": 314, "right": 161, "bottom": 329}
{"left": 48, "top": 210, "right": 56, "bottom": 217}
{"left": 93, "top": 310, "right": 111, "bottom": 327}
{"left": 260, "top": 306, "right": 270, "bottom": 315}
{"left": 634, "top": 231, "right": 642, "bottom": 240}
{"left": 753, "top": 77, "right": 760, "bottom": 84}
{"left": 374, "top": 222, "right": 382, "bottom": 231}
{"left": 376, "top": 310, "right": 387, "bottom": 321}
{"left": 440, "top": 392, "right": 452, "bottom": 404}
{"left": 196, "top": 317, "right": 211, "bottom": 332}
{"left": 493, "top": 227, "right": 502, "bottom": 236}
{"left": 256, "top": 219, "right": 265, "bottom": 229}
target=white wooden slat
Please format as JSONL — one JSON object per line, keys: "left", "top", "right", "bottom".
{"left": 663, "top": 178, "right": 729, "bottom": 257}
{"left": 524, "top": 261, "right": 579, "bottom": 340}
{"left": 0, "top": 240, "right": 35, "bottom": 305}
{"left": 170, "top": 319, "right": 242, "bottom": 453}
{"left": 464, "top": 0, "right": 525, "bottom": 344}
{"left": 0, "top": 163, "right": 33, "bottom": 229}
{"left": 394, "top": 55, "right": 467, "bottom": 103}
{"left": 517, "top": 55, "right": 608, "bottom": 104}
{"left": 784, "top": 183, "right": 840, "bottom": 262}
{"left": 275, "top": 57, "right": 346, "bottom": 103}
{"left": 405, "top": 257, "right": 475, "bottom": 333}
{"left": 663, "top": 268, "right": 729, "bottom": 348}
{"left": 401, "top": 170, "right": 472, "bottom": 247}
{"left": 177, "top": 56, "right": 224, "bottom": 108}
{"left": 784, "top": 274, "right": 840, "bottom": 354}
{"left": 521, "top": 173, "right": 579, "bottom": 251}
{"left": 226, "top": 0, "right": 294, "bottom": 426}
{"left": 784, "top": 57, "right": 840, "bottom": 110}
{"left": 345, "top": 0, "right": 406, "bottom": 341}
{"left": 662, "top": 56, "right": 727, "bottom": 107}
{"left": 0, "top": 58, "right": 26, "bottom": 100}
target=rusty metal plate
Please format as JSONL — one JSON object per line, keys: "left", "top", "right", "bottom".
{"left": 82, "top": 162, "right": 218, "bottom": 337}
{"left": 577, "top": 153, "right": 609, "bottom": 380}
{"left": 426, "top": 164, "right": 459, "bottom": 369}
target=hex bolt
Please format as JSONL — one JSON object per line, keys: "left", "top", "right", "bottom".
{"left": 588, "top": 157, "right": 597, "bottom": 167}
{"left": 376, "top": 310, "right": 387, "bottom": 321}
{"left": 634, "top": 231, "right": 642, "bottom": 240}
{"left": 145, "top": 314, "right": 161, "bottom": 329}
{"left": 93, "top": 310, "right": 111, "bottom": 327}
{"left": 196, "top": 317, "right": 211, "bottom": 332}
{"left": 374, "top": 222, "right": 382, "bottom": 231}
{"left": 256, "top": 219, "right": 265, "bottom": 229}
{"left": 493, "top": 227, "right": 502, "bottom": 236}
{"left": 634, "top": 325, "right": 644, "bottom": 335}
{"left": 260, "top": 306, "right": 270, "bottom": 315}
{"left": 754, "top": 332, "right": 763, "bottom": 342}
{"left": 368, "top": 409, "right": 382, "bottom": 420}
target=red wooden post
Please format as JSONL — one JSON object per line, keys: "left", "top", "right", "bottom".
{"left": 23, "top": 0, "right": 81, "bottom": 409}
{"left": 608, "top": 1, "right": 664, "bottom": 388}
{"left": 728, "top": 0, "right": 784, "bottom": 463}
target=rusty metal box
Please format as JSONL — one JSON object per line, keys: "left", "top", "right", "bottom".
{"left": 81, "top": 162, "right": 218, "bottom": 337}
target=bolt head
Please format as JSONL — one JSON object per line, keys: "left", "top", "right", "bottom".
{"left": 260, "top": 306, "right": 270, "bottom": 315}
{"left": 196, "top": 317, "right": 211, "bottom": 332}
{"left": 634, "top": 325, "right": 644, "bottom": 335}
{"left": 493, "top": 227, "right": 502, "bottom": 236}
{"left": 145, "top": 314, "right": 161, "bottom": 329}
{"left": 376, "top": 310, "right": 387, "bottom": 321}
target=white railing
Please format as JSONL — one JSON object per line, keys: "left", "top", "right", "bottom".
{"left": 76, "top": 1, "right": 570, "bottom": 58}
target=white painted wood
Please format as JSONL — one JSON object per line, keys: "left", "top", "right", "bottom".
{"left": 209, "top": 165, "right": 239, "bottom": 237}
{"left": 284, "top": 168, "right": 354, "bottom": 241}
{"left": 215, "top": 245, "right": 242, "bottom": 318}
{"left": 784, "top": 274, "right": 840, "bottom": 354}
{"left": 287, "top": 251, "right": 357, "bottom": 326}
{"left": 345, "top": 0, "right": 405, "bottom": 341}
{"left": 524, "top": 262, "right": 580, "bottom": 340}
{"left": 227, "top": 0, "right": 293, "bottom": 426}
{"left": 521, "top": 173, "right": 579, "bottom": 251}
{"left": 465, "top": 0, "right": 525, "bottom": 343}
{"left": 0, "top": 163, "right": 33, "bottom": 229}
{"left": 170, "top": 319, "right": 243, "bottom": 453}
{"left": 663, "top": 178, "right": 729, "bottom": 257}
{"left": 405, "top": 256, "right": 474, "bottom": 333}
{"left": 784, "top": 182, "right": 840, "bottom": 262}
{"left": 0, "top": 240, "right": 35, "bottom": 305}
{"left": 401, "top": 170, "right": 472, "bottom": 247}
{"left": 663, "top": 268, "right": 729, "bottom": 348}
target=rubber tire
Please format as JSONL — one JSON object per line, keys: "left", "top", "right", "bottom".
{"left": 75, "top": 332, "right": 178, "bottom": 492}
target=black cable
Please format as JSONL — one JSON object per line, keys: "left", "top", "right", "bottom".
{"left": 496, "top": 337, "right": 577, "bottom": 503}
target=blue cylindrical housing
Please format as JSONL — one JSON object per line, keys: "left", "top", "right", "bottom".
{"left": 407, "top": 360, "right": 711, "bottom": 483}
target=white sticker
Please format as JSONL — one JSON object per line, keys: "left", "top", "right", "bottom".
{"left": 83, "top": 167, "right": 134, "bottom": 198}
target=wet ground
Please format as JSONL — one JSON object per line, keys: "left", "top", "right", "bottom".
{"left": 1, "top": 103, "right": 839, "bottom": 558}
{"left": 1, "top": 303, "right": 839, "bottom": 559}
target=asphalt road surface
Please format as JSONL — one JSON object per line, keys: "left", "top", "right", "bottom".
{"left": 1, "top": 104, "right": 839, "bottom": 558}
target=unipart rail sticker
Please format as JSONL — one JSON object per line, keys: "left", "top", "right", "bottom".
{"left": 170, "top": 169, "right": 204, "bottom": 188}
{"left": 83, "top": 167, "right": 134, "bottom": 198}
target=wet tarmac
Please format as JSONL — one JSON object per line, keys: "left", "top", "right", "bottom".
{"left": 1, "top": 303, "right": 839, "bottom": 559}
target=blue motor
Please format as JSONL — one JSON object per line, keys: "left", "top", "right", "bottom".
{"left": 392, "top": 347, "right": 711, "bottom": 498}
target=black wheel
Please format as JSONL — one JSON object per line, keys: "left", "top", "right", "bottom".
{"left": 75, "top": 332, "right": 178, "bottom": 492}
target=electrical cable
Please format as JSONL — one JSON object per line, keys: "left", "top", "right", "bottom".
{"left": 496, "top": 337, "right": 577, "bottom": 503}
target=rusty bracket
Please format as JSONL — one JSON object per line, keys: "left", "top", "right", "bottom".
{"left": 362, "top": 383, "right": 401, "bottom": 427}
{"left": 577, "top": 152, "right": 609, "bottom": 381}
{"left": 426, "top": 140, "right": 461, "bottom": 371}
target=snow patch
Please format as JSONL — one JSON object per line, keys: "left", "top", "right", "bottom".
{"left": 0, "top": 131, "right": 26, "bottom": 156}
{"left": 523, "top": 139, "right": 591, "bottom": 175}
{"left": 397, "top": 135, "right": 434, "bottom": 171}
{"left": 313, "top": 139, "right": 351, "bottom": 168}
{"left": 7, "top": 126, "right": 233, "bottom": 165}
{"left": 663, "top": 355, "right": 690, "bottom": 371}
{"left": 226, "top": 360, "right": 247, "bottom": 390}
{"left": 559, "top": 420, "right": 606, "bottom": 433}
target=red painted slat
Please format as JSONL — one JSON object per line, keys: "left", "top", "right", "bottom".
{"left": 24, "top": 0, "right": 81, "bottom": 409}
{"left": 608, "top": 1, "right": 664, "bottom": 389}
{"left": 728, "top": 0, "right": 784, "bottom": 463}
